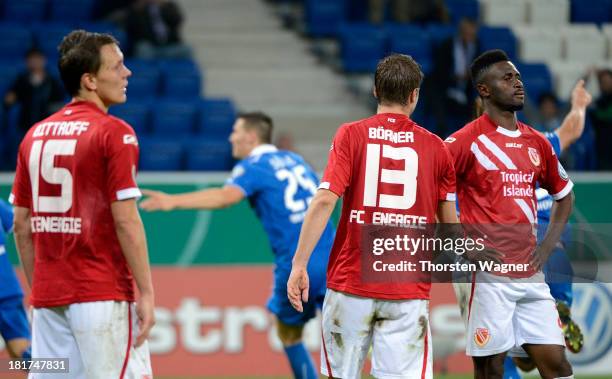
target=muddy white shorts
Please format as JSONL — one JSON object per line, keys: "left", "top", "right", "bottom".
{"left": 320, "top": 289, "right": 432, "bottom": 379}
{"left": 454, "top": 271, "right": 564, "bottom": 357}
{"left": 29, "top": 301, "right": 152, "bottom": 379}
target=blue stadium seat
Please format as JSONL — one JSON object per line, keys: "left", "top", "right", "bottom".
{"left": 305, "top": 0, "right": 346, "bottom": 37}
{"left": 478, "top": 26, "right": 517, "bottom": 60}
{"left": 151, "top": 100, "right": 197, "bottom": 136}
{"left": 515, "top": 63, "right": 553, "bottom": 103}
{"left": 49, "top": 0, "right": 94, "bottom": 22}
{"left": 571, "top": 0, "right": 612, "bottom": 24}
{"left": 185, "top": 140, "right": 233, "bottom": 171}
{"left": 0, "top": 23, "right": 32, "bottom": 59}
{"left": 4, "top": 0, "right": 46, "bottom": 22}
{"left": 339, "top": 23, "right": 387, "bottom": 73}
{"left": 426, "top": 23, "right": 456, "bottom": 46}
{"left": 32, "top": 23, "right": 72, "bottom": 62}
{"left": 198, "top": 98, "right": 236, "bottom": 138}
{"left": 138, "top": 139, "right": 183, "bottom": 171}
{"left": 109, "top": 101, "right": 151, "bottom": 135}
{"left": 0, "top": 60, "right": 22, "bottom": 95}
{"left": 387, "top": 25, "right": 432, "bottom": 73}
{"left": 161, "top": 71, "right": 201, "bottom": 99}
{"left": 446, "top": 0, "right": 480, "bottom": 23}
{"left": 125, "top": 60, "right": 161, "bottom": 99}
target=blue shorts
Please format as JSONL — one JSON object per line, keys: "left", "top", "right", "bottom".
{"left": 267, "top": 265, "right": 327, "bottom": 326}
{"left": 0, "top": 296, "right": 30, "bottom": 341}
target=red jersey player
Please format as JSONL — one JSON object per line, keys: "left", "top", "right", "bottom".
{"left": 287, "top": 54, "right": 458, "bottom": 378}
{"left": 446, "top": 50, "right": 574, "bottom": 379}
{"left": 10, "top": 30, "right": 154, "bottom": 378}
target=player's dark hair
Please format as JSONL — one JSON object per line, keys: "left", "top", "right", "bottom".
{"left": 238, "top": 112, "right": 273, "bottom": 144}
{"left": 374, "top": 54, "right": 423, "bottom": 106}
{"left": 25, "top": 47, "right": 44, "bottom": 59}
{"left": 58, "top": 30, "right": 118, "bottom": 96}
{"left": 470, "top": 49, "right": 510, "bottom": 86}
{"left": 538, "top": 92, "right": 559, "bottom": 107}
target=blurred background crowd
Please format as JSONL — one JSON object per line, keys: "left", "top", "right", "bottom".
{"left": 1, "top": 0, "right": 612, "bottom": 172}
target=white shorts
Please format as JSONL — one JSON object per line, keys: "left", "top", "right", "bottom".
{"left": 320, "top": 289, "right": 432, "bottom": 379}
{"left": 29, "top": 301, "right": 152, "bottom": 379}
{"left": 455, "top": 271, "right": 564, "bottom": 357}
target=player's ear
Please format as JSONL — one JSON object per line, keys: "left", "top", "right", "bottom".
{"left": 409, "top": 88, "right": 420, "bottom": 104}
{"left": 372, "top": 86, "right": 378, "bottom": 100}
{"left": 81, "top": 73, "right": 97, "bottom": 92}
{"left": 476, "top": 82, "right": 489, "bottom": 99}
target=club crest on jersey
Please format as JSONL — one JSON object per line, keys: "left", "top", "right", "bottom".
{"left": 123, "top": 134, "right": 138, "bottom": 146}
{"left": 474, "top": 328, "right": 490, "bottom": 347}
{"left": 528, "top": 147, "right": 540, "bottom": 166}
{"left": 444, "top": 137, "right": 456, "bottom": 143}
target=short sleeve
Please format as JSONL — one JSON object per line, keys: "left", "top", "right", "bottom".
{"left": 320, "top": 124, "right": 352, "bottom": 197}
{"left": 438, "top": 143, "right": 457, "bottom": 202}
{"left": 102, "top": 120, "right": 141, "bottom": 202}
{"left": 225, "top": 162, "right": 262, "bottom": 197}
{"left": 444, "top": 130, "right": 472, "bottom": 179}
{"left": 539, "top": 138, "right": 573, "bottom": 200}
{"left": 9, "top": 143, "right": 32, "bottom": 209}
{"left": 544, "top": 131, "right": 562, "bottom": 156}
{"left": 0, "top": 200, "right": 13, "bottom": 234}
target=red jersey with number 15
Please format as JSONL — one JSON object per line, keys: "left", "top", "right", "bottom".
{"left": 320, "top": 113, "right": 456, "bottom": 300}
{"left": 10, "top": 101, "right": 142, "bottom": 307}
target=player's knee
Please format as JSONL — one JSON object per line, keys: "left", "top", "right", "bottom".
{"left": 536, "top": 352, "right": 572, "bottom": 378}
{"left": 276, "top": 321, "right": 304, "bottom": 346}
{"left": 473, "top": 355, "right": 505, "bottom": 379}
{"left": 512, "top": 357, "right": 536, "bottom": 372}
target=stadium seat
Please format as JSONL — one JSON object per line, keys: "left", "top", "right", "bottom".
{"left": 151, "top": 100, "right": 197, "bottom": 136}
{"left": 386, "top": 25, "right": 432, "bottom": 73}
{"left": 562, "top": 25, "right": 606, "bottom": 61}
{"left": 478, "top": 26, "right": 518, "bottom": 60}
{"left": 0, "top": 23, "right": 32, "bottom": 59}
{"left": 570, "top": 0, "right": 612, "bottom": 24}
{"left": 3, "top": 0, "right": 46, "bottom": 22}
{"left": 109, "top": 101, "right": 151, "bottom": 135}
{"left": 125, "top": 60, "right": 161, "bottom": 99}
{"left": 304, "top": 0, "right": 346, "bottom": 37}
{"left": 0, "top": 60, "right": 23, "bottom": 95}
{"left": 426, "top": 23, "right": 456, "bottom": 46}
{"left": 602, "top": 24, "right": 612, "bottom": 58}
{"left": 138, "top": 139, "right": 183, "bottom": 171}
{"left": 515, "top": 62, "right": 553, "bottom": 103}
{"left": 185, "top": 140, "right": 233, "bottom": 171}
{"left": 513, "top": 26, "right": 563, "bottom": 63}
{"left": 79, "top": 22, "right": 128, "bottom": 47}
{"left": 49, "top": 0, "right": 94, "bottom": 22}
{"left": 481, "top": 0, "right": 527, "bottom": 26}
{"left": 527, "top": 0, "right": 569, "bottom": 25}
{"left": 32, "top": 23, "right": 73, "bottom": 63}
{"left": 338, "top": 23, "right": 386, "bottom": 73}
{"left": 198, "top": 98, "right": 236, "bottom": 138}
{"left": 161, "top": 71, "right": 202, "bottom": 99}
{"left": 446, "top": 0, "right": 480, "bottom": 23}
{"left": 548, "top": 61, "right": 590, "bottom": 100}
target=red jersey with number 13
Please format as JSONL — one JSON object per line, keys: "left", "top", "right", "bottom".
{"left": 320, "top": 113, "right": 456, "bottom": 300}
{"left": 10, "top": 101, "right": 141, "bottom": 307}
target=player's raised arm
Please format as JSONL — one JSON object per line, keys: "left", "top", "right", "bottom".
{"left": 12, "top": 206, "right": 34, "bottom": 287}
{"left": 111, "top": 199, "right": 155, "bottom": 347}
{"left": 287, "top": 189, "right": 338, "bottom": 312}
{"left": 555, "top": 79, "right": 592, "bottom": 151}
{"left": 140, "top": 186, "right": 244, "bottom": 211}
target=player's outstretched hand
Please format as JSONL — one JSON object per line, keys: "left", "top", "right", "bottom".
{"left": 287, "top": 266, "right": 309, "bottom": 313}
{"left": 140, "top": 189, "right": 175, "bottom": 211}
{"left": 135, "top": 292, "right": 156, "bottom": 347}
{"left": 571, "top": 79, "right": 592, "bottom": 110}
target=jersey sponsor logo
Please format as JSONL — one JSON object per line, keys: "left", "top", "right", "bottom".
{"left": 558, "top": 161, "right": 569, "bottom": 181}
{"left": 474, "top": 327, "right": 490, "bottom": 347}
{"left": 505, "top": 142, "right": 522, "bottom": 148}
{"left": 444, "top": 137, "right": 456, "bottom": 143}
{"left": 528, "top": 147, "right": 541, "bottom": 166}
{"left": 31, "top": 216, "right": 82, "bottom": 234}
{"left": 123, "top": 134, "right": 138, "bottom": 146}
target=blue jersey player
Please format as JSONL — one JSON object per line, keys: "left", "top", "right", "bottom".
{"left": 0, "top": 199, "right": 31, "bottom": 360}
{"left": 504, "top": 80, "right": 591, "bottom": 378}
{"left": 141, "top": 112, "right": 334, "bottom": 379}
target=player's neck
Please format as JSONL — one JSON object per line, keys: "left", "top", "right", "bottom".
{"left": 484, "top": 107, "right": 518, "bottom": 131}
{"left": 72, "top": 94, "right": 109, "bottom": 113}
{"left": 376, "top": 104, "right": 412, "bottom": 117}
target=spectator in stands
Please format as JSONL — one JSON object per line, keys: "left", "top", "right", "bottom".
{"left": 3, "top": 48, "right": 65, "bottom": 137}
{"left": 124, "top": 0, "right": 191, "bottom": 59}
{"left": 534, "top": 92, "right": 563, "bottom": 133}
{"left": 368, "top": 0, "right": 447, "bottom": 24}
{"left": 427, "top": 17, "right": 479, "bottom": 137}
{"left": 591, "top": 68, "right": 612, "bottom": 170}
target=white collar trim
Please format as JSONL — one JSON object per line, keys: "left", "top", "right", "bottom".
{"left": 496, "top": 126, "right": 521, "bottom": 138}
{"left": 249, "top": 144, "right": 278, "bottom": 157}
